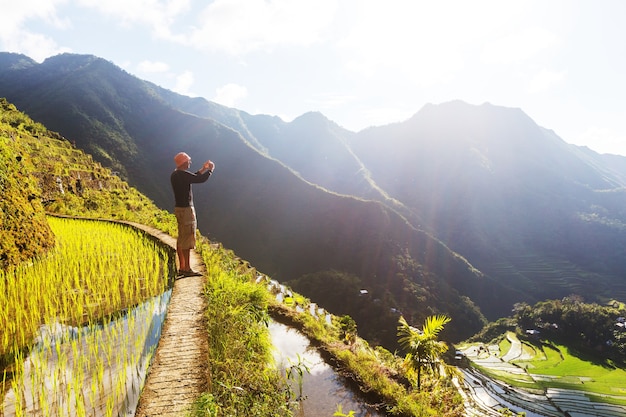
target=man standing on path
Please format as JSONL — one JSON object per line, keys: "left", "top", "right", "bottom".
{"left": 170, "top": 151, "right": 215, "bottom": 277}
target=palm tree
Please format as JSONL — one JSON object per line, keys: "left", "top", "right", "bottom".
{"left": 397, "top": 314, "right": 451, "bottom": 390}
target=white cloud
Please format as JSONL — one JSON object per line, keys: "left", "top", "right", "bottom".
{"left": 137, "top": 60, "right": 170, "bottom": 73}
{"left": 74, "top": 0, "right": 338, "bottom": 54}
{"left": 481, "top": 27, "right": 558, "bottom": 66}
{"left": 188, "top": 0, "right": 338, "bottom": 54}
{"left": 4, "top": 32, "right": 70, "bottom": 62}
{"left": 174, "top": 70, "right": 195, "bottom": 96}
{"left": 336, "top": 1, "right": 520, "bottom": 87}
{"left": 573, "top": 126, "right": 626, "bottom": 156}
{"left": 75, "top": 0, "right": 189, "bottom": 24}
{"left": 0, "top": 0, "right": 70, "bottom": 61}
{"left": 76, "top": 0, "right": 191, "bottom": 40}
{"left": 213, "top": 83, "right": 248, "bottom": 107}
{"left": 0, "top": 0, "right": 70, "bottom": 31}
{"left": 527, "top": 68, "right": 565, "bottom": 94}
{"left": 306, "top": 93, "right": 356, "bottom": 110}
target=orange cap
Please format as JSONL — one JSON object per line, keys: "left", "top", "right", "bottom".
{"left": 174, "top": 152, "right": 190, "bottom": 167}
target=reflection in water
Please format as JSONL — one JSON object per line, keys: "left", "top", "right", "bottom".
{"left": 269, "top": 322, "right": 385, "bottom": 417}
{"left": 1, "top": 290, "right": 172, "bottom": 417}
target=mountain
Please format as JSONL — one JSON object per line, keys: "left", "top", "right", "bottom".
{"left": 0, "top": 97, "right": 174, "bottom": 270}
{"left": 155, "top": 83, "right": 411, "bottom": 215}
{"left": 4, "top": 52, "right": 626, "bottom": 344}
{"left": 0, "top": 53, "right": 494, "bottom": 345}
{"left": 163, "top": 76, "right": 626, "bottom": 314}
{"left": 349, "top": 101, "right": 626, "bottom": 306}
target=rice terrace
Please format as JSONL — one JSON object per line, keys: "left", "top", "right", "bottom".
{"left": 0, "top": 216, "right": 173, "bottom": 416}
{"left": 456, "top": 331, "right": 626, "bottom": 416}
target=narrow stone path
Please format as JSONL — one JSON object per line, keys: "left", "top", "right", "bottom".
{"left": 126, "top": 222, "right": 210, "bottom": 417}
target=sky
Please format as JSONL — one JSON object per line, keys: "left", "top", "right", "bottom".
{"left": 2, "top": 0, "right": 626, "bottom": 155}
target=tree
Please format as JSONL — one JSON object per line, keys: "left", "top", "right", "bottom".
{"left": 397, "top": 314, "right": 451, "bottom": 390}
{"left": 338, "top": 315, "right": 358, "bottom": 346}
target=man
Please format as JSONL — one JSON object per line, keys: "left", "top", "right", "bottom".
{"left": 170, "top": 151, "right": 215, "bottom": 277}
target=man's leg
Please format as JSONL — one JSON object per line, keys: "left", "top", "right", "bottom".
{"left": 177, "top": 246, "right": 189, "bottom": 272}
{"left": 182, "top": 248, "right": 191, "bottom": 271}
{"left": 175, "top": 206, "right": 196, "bottom": 274}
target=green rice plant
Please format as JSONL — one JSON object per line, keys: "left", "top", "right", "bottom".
{"left": 499, "top": 336, "right": 512, "bottom": 358}
{"left": 1, "top": 216, "right": 174, "bottom": 416}
{"left": 334, "top": 405, "right": 356, "bottom": 416}
{"left": 0, "top": 216, "right": 171, "bottom": 362}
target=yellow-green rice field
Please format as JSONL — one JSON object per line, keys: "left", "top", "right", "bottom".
{"left": 0, "top": 216, "right": 174, "bottom": 416}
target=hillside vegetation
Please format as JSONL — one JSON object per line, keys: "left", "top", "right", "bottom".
{"left": 0, "top": 98, "right": 176, "bottom": 269}
{"left": 0, "top": 99, "right": 54, "bottom": 268}
{"left": 469, "top": 296, "right": 626, "bottom": 364}
{"left": 458, "top": 297, "right": 626, "bottom": 416}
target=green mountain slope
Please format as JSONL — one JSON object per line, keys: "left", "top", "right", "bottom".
{"left": 159, "top": 87, "right": 626, "bottom": 315}
{"left": 0, "top": 98, "right": 176, "bottom": 270}
{"left": 0, "top": 55, "right": 492, "bottom": 344}
{"left": 349, "top": 101, "right": 626, "bottom": 308}
{"left": 0, "top": 99, "right": 54, "bottom": 267}
{"left": 155, "top": 68, "right": 626, "bottom": 316}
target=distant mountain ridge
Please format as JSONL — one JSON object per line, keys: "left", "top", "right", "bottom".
{"left": 348, "top": 101, "right": 626, "bottom": 304}
{"left": 3, "top": 52, "right": 626, "bottom": 344}
{"left": 155, "top": 82, "right": 407, "bottom": 211}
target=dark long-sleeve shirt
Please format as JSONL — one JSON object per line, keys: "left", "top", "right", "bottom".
{"left": 170, "top": 169, "right": 212, "bottom": 207}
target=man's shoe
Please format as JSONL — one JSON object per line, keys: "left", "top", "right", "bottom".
{"left": 181, "top": 269, "right": 202, "bottom": 277}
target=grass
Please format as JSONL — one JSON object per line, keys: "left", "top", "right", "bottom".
{"left": 498, "top": 336, "right": 511, "bottom": 358}
{"left": 191, "top": 237, "right": 467, "bottom": 416}
{"left": 262, "top": 276, "right": 465, "bottom": 416}
{"left": 192, "top": 239, "right": 293, "bottom": 417}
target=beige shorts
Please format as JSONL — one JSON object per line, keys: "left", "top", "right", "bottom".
{"left": 174, "top": 206, "right": 197, "bottom": 250}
